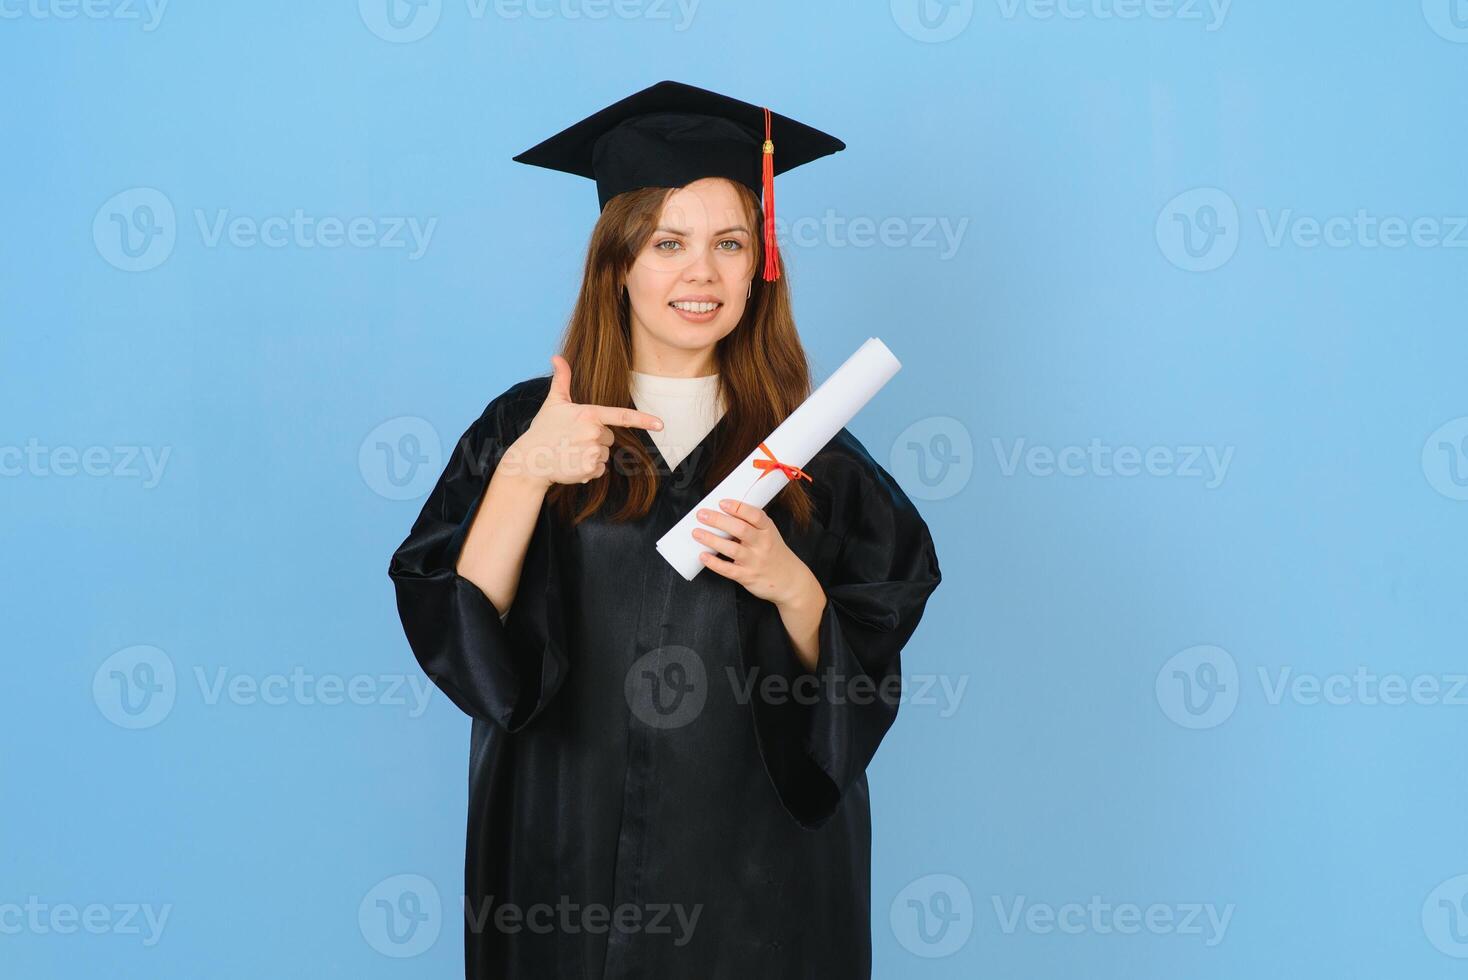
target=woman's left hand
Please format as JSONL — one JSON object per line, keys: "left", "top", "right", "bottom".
{"left": 692, "top": 499, "right": 818, "bottom": 607}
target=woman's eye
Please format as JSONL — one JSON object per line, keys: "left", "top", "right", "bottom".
{"left": 653, "top": 238, "right": 741, "bottom": 253}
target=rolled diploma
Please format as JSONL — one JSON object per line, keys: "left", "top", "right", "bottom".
{"left": 655, "top": 337, "right": 903, "bottom": 581}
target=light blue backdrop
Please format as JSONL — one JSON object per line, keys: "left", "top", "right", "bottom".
{"left": 4, "top": 1, "right": 1467, "bottom": 977}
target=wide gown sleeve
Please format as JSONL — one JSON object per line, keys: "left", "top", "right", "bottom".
{"left": 738, "top": 439, "right": 942, "bottom": 830}
{"left": 387, "top": 384, "right": 569, "bottom": 732}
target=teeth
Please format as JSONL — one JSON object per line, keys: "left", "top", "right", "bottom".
{"left": 670, "top": 301, "right": 720, "bottom": 314}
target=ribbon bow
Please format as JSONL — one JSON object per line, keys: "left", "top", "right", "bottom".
{"left": 752, "top": 442, "right": 812, "bottom": 484}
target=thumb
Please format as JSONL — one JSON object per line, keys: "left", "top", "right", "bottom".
{"left": 547, "top": 355, "right": 573, "bottom": 404}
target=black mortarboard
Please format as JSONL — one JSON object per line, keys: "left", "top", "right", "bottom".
{"left": 512, "top": 80, "right": 845, "bottom": 281}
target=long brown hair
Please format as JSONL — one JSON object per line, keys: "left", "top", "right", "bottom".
{"left": 547, "top": 181, "right": 815, "bottom": 529}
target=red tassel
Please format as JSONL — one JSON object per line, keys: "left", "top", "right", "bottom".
{"left": 761, "top": 106, "right": 779, "bottom": 281}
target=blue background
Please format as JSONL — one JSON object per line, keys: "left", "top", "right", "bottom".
{"left": 5, "top": 1, "right": 1468, "bottom": 976}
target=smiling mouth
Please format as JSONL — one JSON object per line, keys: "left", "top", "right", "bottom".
{"left": 669, "top": 300, "right": 723, "bottom": 314}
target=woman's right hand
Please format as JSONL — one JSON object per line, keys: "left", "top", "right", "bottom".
{"left": 502, "top": 355, "right": 664, "bottom": 488}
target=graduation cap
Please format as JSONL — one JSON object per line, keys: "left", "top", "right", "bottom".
{"left": 512, "top": 80, "right": 845, "bottom": 281}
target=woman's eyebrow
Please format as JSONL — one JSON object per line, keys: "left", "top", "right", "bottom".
{"left": 654, "top": 225, "right": 751, "bottom": 237}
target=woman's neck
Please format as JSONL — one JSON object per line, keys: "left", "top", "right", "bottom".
{"left": 633, "top": 367, "right": 718, "bottom": 380}
{"left": 630, "top": 336, "right": 717, "bottom": 378}
{"left": 631, "top": 357, "right": 717, "bottom": 378}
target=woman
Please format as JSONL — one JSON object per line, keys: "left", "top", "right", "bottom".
{"left": 389, "top": 81, "right": 942, "bottom": 979}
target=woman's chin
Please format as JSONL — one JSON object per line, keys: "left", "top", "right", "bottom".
{"left": 657, "top": 318, "right": 731, "bottom": 346}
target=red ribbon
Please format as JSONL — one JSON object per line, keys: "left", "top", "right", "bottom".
{"left": 752, "top": 442, "right": 812, "bottom": 483}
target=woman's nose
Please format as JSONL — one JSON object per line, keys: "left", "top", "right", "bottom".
{"left": 682, "top": 248, "right": 717, "bottom": 281}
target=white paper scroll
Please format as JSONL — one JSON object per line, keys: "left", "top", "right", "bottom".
{"left": 655, "top": 337, "right": 903, "bottom": 581}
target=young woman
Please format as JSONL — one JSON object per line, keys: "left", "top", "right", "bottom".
{"left": 389, "top": 81, "right": 942, "bottom": 979}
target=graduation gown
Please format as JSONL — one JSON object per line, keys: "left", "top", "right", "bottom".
{"left": 388, "top": 376, "right": 942, "bottom": 979}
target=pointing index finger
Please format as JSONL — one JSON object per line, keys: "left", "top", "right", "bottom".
{"left": 588, "top": 404, "right": 663, "bottom": 431}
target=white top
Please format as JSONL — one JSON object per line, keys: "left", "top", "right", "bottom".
{"left": 630, "top": 370, "right": 726, "bottom": 471}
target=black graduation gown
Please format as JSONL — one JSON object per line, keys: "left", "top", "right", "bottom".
{"left": 388, "top": 376, "right": 942, "bottom": 979}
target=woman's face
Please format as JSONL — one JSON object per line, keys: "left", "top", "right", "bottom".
{"left": 624, "top": 177, "right": 755, "bottom": 373}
